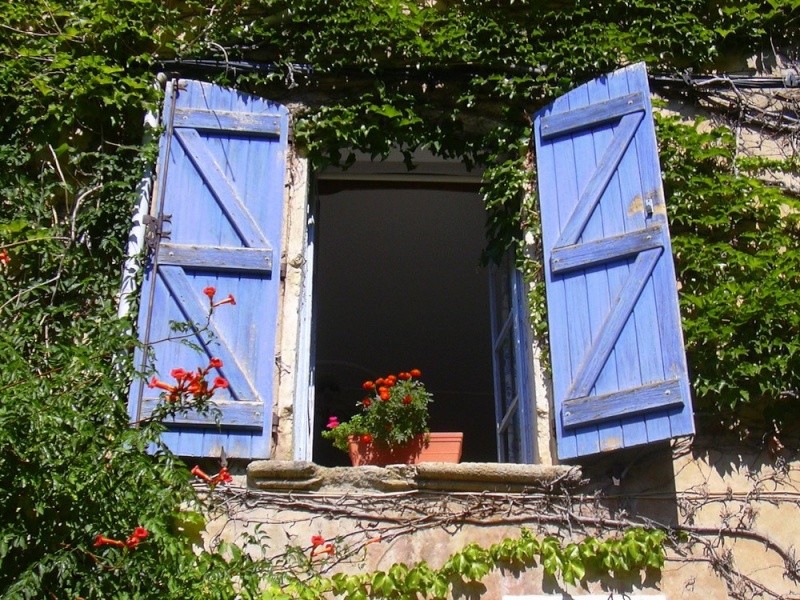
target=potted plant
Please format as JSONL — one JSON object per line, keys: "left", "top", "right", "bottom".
{"left": 322, "top": 369, "right": 463, "bottom": 466}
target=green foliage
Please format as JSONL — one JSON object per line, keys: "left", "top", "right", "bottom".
{"left": 1, "top": 0, "right": 799, "bottom": 595}
{"left": 0, "top": 1, "right": 262, "bottom": 596}
{"left": 0, "top": 316, "right": 245, "bottom": 598}
{"left": 658, "top": 114, "right": 800, "bottom": 422}
{"left": 328, "top": 527, "right": 667, "bottom": 598}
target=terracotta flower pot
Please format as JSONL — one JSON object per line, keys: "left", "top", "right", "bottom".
{"left": 347, "top": 432, "right": 463, "bottom": 466}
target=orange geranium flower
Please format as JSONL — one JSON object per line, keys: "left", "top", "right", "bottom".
{"left": 321, "top": 368, "right": 433, "bottom": 454}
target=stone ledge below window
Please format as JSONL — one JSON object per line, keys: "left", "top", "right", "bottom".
{"left": 247, "top": 461, "right": 582, "bottom": 493}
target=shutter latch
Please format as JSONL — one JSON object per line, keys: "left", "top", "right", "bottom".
{"left": 644, "top": 198, "right": 654, "bottom": 218}
{"left": 143, "top": 213, "right": 172, "bottom": 252}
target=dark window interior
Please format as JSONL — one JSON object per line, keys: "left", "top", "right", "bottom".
{"left": 312, "top": 180, "right": 497, "bottom": 465}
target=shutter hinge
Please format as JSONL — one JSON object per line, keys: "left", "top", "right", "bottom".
{"left": 143, "top": 213, "right": 171, "bottom": 252}
{"left": 271, "top": 412, "right": 280, "bottom": 444}
{"left": 280, "top": 257, "right": 287, "bottom": 280}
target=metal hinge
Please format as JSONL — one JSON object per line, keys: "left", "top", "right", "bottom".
{"left": 143, "top": 213, "right": 171, "bottom": 252}
{"left": 271, "top": 412, "right": 281, "bottom": 444}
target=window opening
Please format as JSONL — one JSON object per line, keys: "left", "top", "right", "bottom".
{"left": 311, "top": 180, "right": 497, "bottom": 465}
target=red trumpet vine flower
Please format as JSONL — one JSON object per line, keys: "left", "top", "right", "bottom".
{"left": 94, "top": 527, "right": 148, "bottom": 550}
{"left": 125, "top": 527, "right": 150, "bottom": 549}
{"left": 212, "top": 294, "right": 236, "bottom": 308}
{"left": 211, "top": 467, "right": 233, "bottom": 485}
{"left": 93, "top": 535, "right": 125, "bottom": 549}
{"left": 211, "top": 376, "right": 229, "bottom": 391}
{"left": 148, "top": 376, "right": 176, "bottom": 393}
{"left": 309, "top": 536, "right": 335, "bottom": 558}
{"left": 191, "top": 465, "right": 212, "bottom": 483}
{"left": 170, "top": 368, "right": 189, "bottom": 381}
{"left": 192, "top": 465, "right": 233, "bottom": 486}
{"left": 313, "top": 543, "right": 335, "bottom": 557}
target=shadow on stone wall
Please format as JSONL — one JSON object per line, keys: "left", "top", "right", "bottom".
{"left": 576, "top": 441, "right": 683, "bottom": 527}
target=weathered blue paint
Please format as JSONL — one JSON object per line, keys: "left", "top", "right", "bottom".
{"left": 534, "top": 63, "right": 694, "bottom": 459}
{"left": 489, "top": 253, "right": 535, "bottom": 463}
{"left": 128, "top": 80, "right": 289, "bottom": 459}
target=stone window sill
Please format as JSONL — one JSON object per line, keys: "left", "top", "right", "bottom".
{"left": 247, "top": 461, "right": 581, "bottom": 493}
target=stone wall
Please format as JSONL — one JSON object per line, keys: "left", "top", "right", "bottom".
{"left": 187, "top": 439, "right": 800, "bottom": 599}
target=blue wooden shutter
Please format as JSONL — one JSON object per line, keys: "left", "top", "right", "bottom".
{"left": 128, "top": 80, "right": 289, "bottom": 459}
{"left": 534, "top": 63, "right": 694, "bottom": 460}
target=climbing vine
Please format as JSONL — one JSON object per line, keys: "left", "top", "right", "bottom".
{"left": 2, "top": 0, "right": 800, "bottom": 597}
{"left": 325, "top": 528, "right": 667, "bottom": 599}
{"left": 658, "top": 113, "right": 800, "bottom": 429}
{"left": 211, "top": 522, "right": 668, "bottom": 600}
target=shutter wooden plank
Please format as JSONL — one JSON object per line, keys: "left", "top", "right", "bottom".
{"left": 630, "top": 74, "right": 688, "bottom": 445}
{"left": 540, "top": 92, "right": 645, "bottom": 140}
{"left": 159, "top": 243, "right": 273, "bottom": 273}
{"left": 551, "top": 226, "right": 662, "bottom": 274}
{"left": 563, "top": 379, "right": 683, "bottom": 427}
{"left": 129, "top": 79, "right": 288, "bottom": 459}
{"left": 173, "top": 107, "right": 282, "bottom": 134}
{"left": 534, "top": 63, "right": 694, "bottom": 459}
{"left": 140, "top": 398, "right": 263, "bottom": 427}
